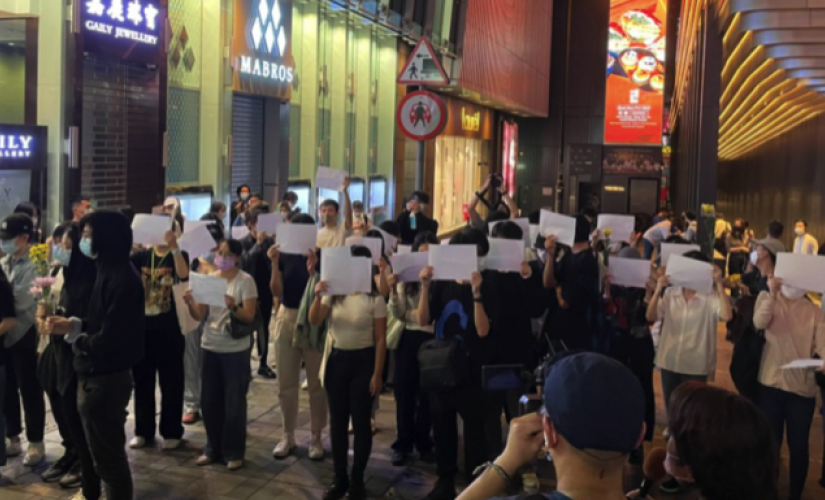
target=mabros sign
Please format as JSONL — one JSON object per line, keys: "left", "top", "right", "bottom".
{"left": 232, "top": 0, "right": 295, "bottom": 99}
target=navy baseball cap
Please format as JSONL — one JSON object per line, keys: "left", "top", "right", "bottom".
{"left": 543, "top": 352, "right": 645, "bottom": 454}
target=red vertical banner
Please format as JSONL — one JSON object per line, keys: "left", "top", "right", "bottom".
{"left": 605, "top": 0, "right": 667, "bottom": 145}
{"left": 502, "top": 122, "right": 518, "bottom": 197}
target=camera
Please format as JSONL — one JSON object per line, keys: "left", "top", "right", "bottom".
{"left": 489, "top": 173, "right": 503, "bottom": 189}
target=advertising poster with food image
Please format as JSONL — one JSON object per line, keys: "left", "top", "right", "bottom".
{"left": 605, "top": 0, "right": 666, "bottom": 145}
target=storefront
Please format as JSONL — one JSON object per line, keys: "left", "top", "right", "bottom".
{"left": 286, "top": 1, "right": 398, "bottom": 221}
{"left": 432, "top": 96, "right": 494, "bottom": 236}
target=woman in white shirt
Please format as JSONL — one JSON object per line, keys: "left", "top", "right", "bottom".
{"left": 753, "top": 277, "right": 825, "bottom": 500}
{"left": 387, "top": 231, "right": 438, "bottom": 467}
{"left": 309, "top": 246, "right": 387, "bottom": 500}
{"left": 646, "top": 251, "right": 731, "bottom": 415}
{"left": 183, "top": 239, "right": 258, "bottom": 471}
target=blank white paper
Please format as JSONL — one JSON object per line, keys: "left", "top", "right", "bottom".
{"left": 132, "top": 214, "right": 173, "bottom": 246}
{"left": 775, "top": 253, "right": 825, "bottom": 293}
{"left": 597, "top": 214, "right": 636, "bottom": 243}
{"left": 316, "top": 166, "right": 349, "bottom": 192}
{"left": 397, "top": 245, "right": 413, "bottom": 255}
{"left": 257, "top": 213, "right": 283, "bottom": 235}
{"left": 392, "top": 252, "right": 429, "bottom": 283}
{"left": 190, "top": 273, "right": 228, "bottom": 308}
{"left": 231, "top": 226, "right": 250, "bottom": 240}
{"left": 346, "top": 236, "right": 384, "bottom": 265}
{"left": 781, "top": 359, "right": 825, "bottom": 370}
{"left": 489, "top": 218, "right": 532, "bottom": 246}
{"left": 486, "top": 239, "right": 525, "bottom": 273}
{"left": 539, "top": 210, "right": 576, "bottom": 248}
{"left": 276, "top": 224, "right": 318, "bottom": 255}
{"left": 667, "top": 254, "right": 713, "bottom": 295}
{"left": 429, "top": 245, "right": 478, "bottom": 281}
{"left": 178, "top": 223, "right": 216, "bottom": 259}
{"left": 321, "top": 247, "right": 372, "bottom": 295}
{"left": 608, "top": 257, "right": 650, "bottom": 289}
{"left": 659, "top": 242, "right": 700, "bottom": 266}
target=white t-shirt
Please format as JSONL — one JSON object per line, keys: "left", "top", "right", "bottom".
{"left": 317, "top": 224, "right": 351, "bottom": 249}
{"left": 322, "top": 294, "right": 387, "bottom": 350}
{"left": 644, "top": 220, "right": 672, "bottom": 245}
{"left": 655, "top": 287, "right": 721, "bottom": 376}
{"left": 794, "top": 234, "right": 818, "bottom": 255}
{"left": 201, "top": 270, "right": 259, "bottom": 353}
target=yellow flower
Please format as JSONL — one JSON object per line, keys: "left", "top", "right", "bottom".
{"left": 700, "top": 204, "right": 715, "bottom": 216}
{"left": 603, "top": 229, "right": 613, "bottom": 238}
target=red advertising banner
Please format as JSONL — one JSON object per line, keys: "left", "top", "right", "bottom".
{"left": 502, "top": 122, "right": 518, "bottom": 197}
{"left": 605, "top": 0, "right": 666, "bottom": 145}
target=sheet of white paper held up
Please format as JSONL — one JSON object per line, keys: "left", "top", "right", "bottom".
{"left": 316, "top": 166, "right": 349, "bottom": 192}
{"left": 429, "top": 245, "right": 478, "bottom": 281}
{"left": 189, "top": 273, "right": 228, "bottom": 309}
{"left": 666, "top": 254, "right": 713, "bottom": 295}
{"left": 608, "top": 257, "right": 650, "bottom": 289}
{"left": 539, "top": 210, "right": 576, "bottom": 248}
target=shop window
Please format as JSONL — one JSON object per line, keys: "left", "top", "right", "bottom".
{"left": 369, "top": 175, "right": 388, "bottom": 225}
{"left": 0, "top": 20, "right": 26, "bottom": 124}
{"left": 388, "top": 0, "right": 405, "bottom": 25}
{"left": 288, "top": 181, "right": 312, "bottom": 216}
{"left": 434, "top": 136, "right": 486, "bottom": 235}
{"left": 349, "top": 177, "right": 366, "bottom": 206}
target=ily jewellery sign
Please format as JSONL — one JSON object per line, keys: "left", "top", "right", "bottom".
{"left": 0, "top": 125, "right": 47, "bottom": 170}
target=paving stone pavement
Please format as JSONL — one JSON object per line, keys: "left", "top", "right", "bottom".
{"left": 0, "top": 329, "right": 822, "bottom": 499}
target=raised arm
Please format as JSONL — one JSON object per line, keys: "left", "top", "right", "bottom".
{"left": 343, "top": 177, "right": 353, "bottom": 231}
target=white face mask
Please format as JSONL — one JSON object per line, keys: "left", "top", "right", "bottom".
{"left": 781, "top": 285, "right": 807, "bottom": 301}
{"left": 795, "top": 227, "right": 804, "bottom": 236}
{"left": 478, "top": 256, "right": 487, "bottom": 270}
{"left": 750, "top": 251, "right": 758, "bottom": 265}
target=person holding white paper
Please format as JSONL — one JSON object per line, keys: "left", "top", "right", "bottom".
{"left": 602, "top": 247, "right": 656, "bottom": 455}
{"left": 646, "top": 251, "right": 731, "bottom": 422}
{"left": 753, "top": 275, "right": 825, "bottom": 500}
{"left": 416, "top": 227, "right": 498, "bottom": 500}
{"left": 128, "top": 226, "right": 190, "bottom": 452}
{"left": 183, "top": 239, "right": 258, "bottom": 471}
{"left": 268, "top": 214, "right": 327, "bottom": 461}
{"left": 542, "top": 215, "right": 601, "bottom": 351}
{"left": 317, "top": 177, "right": 353, "bottom": 249}
{"left": 238, "top": 206, "right": 277, "bottom": 379}
{"left": 482, "top": 221, "right": 544, "bottom": 457}
{"left": 364, "top": 229, "right": 391, "bottom": 297}
{"left": 386, "top": 231, "right": 438, "bottom": 467}
{"left": 308, "top": 245, "right": 387, "bottom": 500}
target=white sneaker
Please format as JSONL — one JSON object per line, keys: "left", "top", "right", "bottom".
{"left": 5, "top": 437, "right": 22, "bottom": 457}
{"left": 301, "top": 379, "right": 308, "bottom": 391}
{"left": 70, "top": 491, "right": 88, "bottom": 500}
{"left": 272, "top": 435, "right": 295, "bottom": 458}
{"left": 308, "top": 435, "right": 324, "bottom": 461}
{"left": 129, "top": 436, "right": 147, "bottom": 449}
{"left": 23, "top": 442, "right": 45, "bottom": 466}
{"left": 162, "top": 438, "right": 182, "bottom": 450}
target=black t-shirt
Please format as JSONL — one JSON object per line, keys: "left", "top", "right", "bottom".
{"left": 551, "top": 250, "right": 600, "bottom": 350}
{"left": 487, "top": 270, "right": 538, "bottom": 368}
{"left": 0, "top": 278, "right": 15, "bottom": 365}
{"left": 741, "top": 268, "right": 769, "bottom": 296}
{"left": 427, "top": 270, "right": 499, "bottom": 380}
{"left": 279, "top": 254, "right": 309, "bottom": 309}
{"left": 131, "top": 249, "right": 189, "bottom": 332}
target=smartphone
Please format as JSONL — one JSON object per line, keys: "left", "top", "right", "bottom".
{"left": 482, "top": 364, "right": 524, "bottom": 391}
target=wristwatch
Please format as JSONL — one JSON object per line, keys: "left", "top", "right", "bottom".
{"left": 171, "top": 248, "right": 182, "bottom": 257}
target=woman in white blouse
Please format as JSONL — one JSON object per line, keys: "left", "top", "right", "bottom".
{"left": 646, "top": 251, "right": 731, "bottom": 415}
{"left": 387, "top": 231, "right": 438, "bottom": 467}
{"left": 309, "top": 246, "right": 387, "bottom": 500}
{"left": 753, "top": 277, "right": 825, "bottom": 500}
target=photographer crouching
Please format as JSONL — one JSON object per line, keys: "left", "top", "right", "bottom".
{"left": 457, "top": 352, "right": 645, "bottom": 500}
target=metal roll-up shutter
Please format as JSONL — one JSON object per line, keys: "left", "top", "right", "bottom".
{"left": 231, "top": 95, "right": 265, "bottom": 196}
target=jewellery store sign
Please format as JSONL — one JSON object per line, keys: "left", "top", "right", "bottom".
{"left": 0, "top": 125, "right": 48, "bottom": 170}
{"left": 232, "top": 0, "right": 295, "bottom": 100}
{"left": 82, "top": 0, "right": 164, "bottom": 63}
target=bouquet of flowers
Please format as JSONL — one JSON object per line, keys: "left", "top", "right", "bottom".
{"left": 29, "top": 244, "right": 57, "bottom": 316}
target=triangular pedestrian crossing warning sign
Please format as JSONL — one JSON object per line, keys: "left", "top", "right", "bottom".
{"left": 397, "top": 37, "right": 450, "bottom": 86}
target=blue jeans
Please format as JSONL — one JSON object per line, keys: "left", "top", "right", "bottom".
{"left": 759, "top": 384, "right": 816, "bottom": 500}
{"left": 644, "top": 239, "right": 655, "bottom": 260}
{"left": 201, "top": 349, "right": 251, "bottom": 462}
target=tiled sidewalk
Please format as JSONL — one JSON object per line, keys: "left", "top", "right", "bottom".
{"left": 0, "top": 329, "right": 822, "bottom": 499}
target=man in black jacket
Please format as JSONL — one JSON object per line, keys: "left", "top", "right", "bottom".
{"left": 46, "top": 210, "right": 144, "bottom": 500}
{"left": 396, "top": 191, "right": 439, "bottom": 244}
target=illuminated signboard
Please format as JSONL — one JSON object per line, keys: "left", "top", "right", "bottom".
{"left": 232, "top": 0, "right": 295, "bottom": 99}
{"left": 604, "top": 0, "right": 666, "bottom": 145}
{"left": 0, "top": 125, "right": 48, "bottom": 170}
{"left": 502, "top": 122, "right": 518, "bottom": 197}
{"left": 82, "top": 0, "right": 163, "bottom": 63}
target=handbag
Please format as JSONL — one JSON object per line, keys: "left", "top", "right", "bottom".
{"left": 386, "top": 295, "right": 407, "bottom": 351}
{"left": 227, "top": 306, "right": 263, "bottom": 340}
{"left": 418, "top": 302, "right": 469, "bottom": 392}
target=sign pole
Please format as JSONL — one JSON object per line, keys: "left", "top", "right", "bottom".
{"left": 415, "top": 85, "right": 425, "bottom": 191}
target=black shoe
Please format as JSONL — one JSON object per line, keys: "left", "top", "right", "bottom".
{"left": 42, "top": 454, "right": 76, "bottom": 482}
{"left": 819, "top": 476, "right": 825, "bottom": 488}
{"left": 418, "top": 450, "right": 436, "bottom": 464}
{"left": 391, "top": 450, "right": 410, "bottom": 467}
{"left": 258, "top": 366, "right": 276, "bottom": 379}
{"left": 347, "top": 478, "right": 366, "bottom": 500}
{"left": 59, "top": 461, "right": 83, "bottom": 489}
{"left": 323, "top": 479, "right": 349, "bottom": 500}
{"left": 659, "top": 477, "right": 681, "bottom": 494}
{"left": 422, "top": 480, "right": 456, "bottom": 500}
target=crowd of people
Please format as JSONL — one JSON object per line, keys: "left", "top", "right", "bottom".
{"left": 0, "top": 179, "right": 822, "bottom": 500}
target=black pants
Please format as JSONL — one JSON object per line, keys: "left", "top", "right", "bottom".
{"left": 63, "top": 376, "right": 101, "bottom": 500}
{"left": 256, "top": 300, "right": 273, "bottom": 367}
{"left": 325, "top": 347, "right": 375, "bottom": 483}
{"left": 430, "top": 381, "right": 487, "bottom": 484}
{"left": 612, "top": 334, "right": 656, "bottom": 441}
{"left": 201, "top": 349, "right": 251, "bottom": 462}
{"left": 47, "top": 383, "right": 76, "bottom": 457}
{"left": 78, "top": 370, "right": 134, "bottom": 500}
{"left": 132, "top": 327, "right": 185, "bottom": 440}
{"left": 4, "top": 328, "right": 45, "bottom": 442}
{"left": 483, "top": 388, "right": 523, "bottom": 459}
{"left": 392, "top": 330, "right": 432, "bottom": 455}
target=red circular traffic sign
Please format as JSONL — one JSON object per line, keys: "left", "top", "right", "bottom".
{"left": 396, "top": 90, "right": 448, "bottom": 141}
